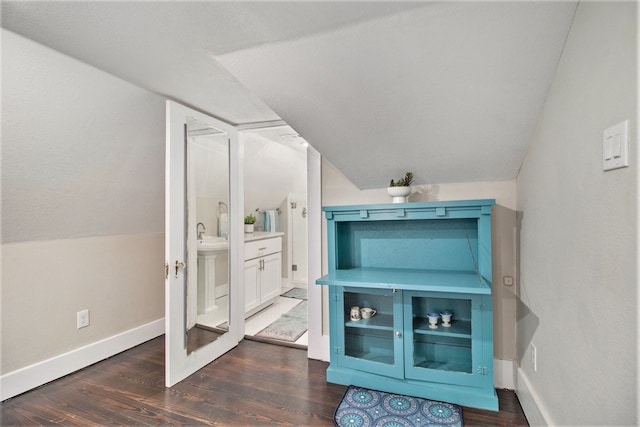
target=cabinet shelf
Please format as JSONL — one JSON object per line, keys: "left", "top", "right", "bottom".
{"left": 413, "top": 318, "right": 472, "bottom": 338}
{"left": 317, "top": 267, "right": 491, "bottom": 294}
{"left": 414, "top": 360, "right": 472, "bottom": 373}
{"left": 345, "top": 314, "right": 394, "bottom": 331}
{"left": 347, "top": 351, "right": 395, "bottom": 365}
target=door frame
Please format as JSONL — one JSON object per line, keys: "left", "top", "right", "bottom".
{"left": 306, "top": 146, "right": 329, "bottom": 360}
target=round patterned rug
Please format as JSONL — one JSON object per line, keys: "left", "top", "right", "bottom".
{"left": 334, "top": 386, "right": 463, "bottom": 427}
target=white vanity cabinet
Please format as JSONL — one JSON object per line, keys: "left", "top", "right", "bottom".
{"left": 244, "top": 233, "right": 283, "bottom": 316}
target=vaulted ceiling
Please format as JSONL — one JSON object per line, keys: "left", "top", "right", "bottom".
{"left": 2, "top": 1, "right": 577, "bottom": 189}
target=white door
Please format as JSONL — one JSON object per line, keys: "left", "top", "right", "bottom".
{"left": 290, "top": 196, "right": 308, "bottom": 285}
{"left": 165, "top": 101, "right": 244, "bottom": 387}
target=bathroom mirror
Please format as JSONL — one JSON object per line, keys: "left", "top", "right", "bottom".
{"left": 185, "top": 117, "right": 230, "bottom": 354}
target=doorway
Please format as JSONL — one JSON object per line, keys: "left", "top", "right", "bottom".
{"left": 240, "top": 126, "right": 309, "bottom": 348}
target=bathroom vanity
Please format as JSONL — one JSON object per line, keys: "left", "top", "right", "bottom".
{"left": 244, "top": 232, "right": 284, "bottom": 317}
{"left": 316, "top": 200, "right": 498, "bottom": 411}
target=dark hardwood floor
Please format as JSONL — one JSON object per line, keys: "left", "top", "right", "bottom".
{"left": 1, "top": 337, "right": 529, "bottom": 426}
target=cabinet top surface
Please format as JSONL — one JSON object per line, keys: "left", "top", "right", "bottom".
{"left": 322, "top": 199, "right": 495, "bottom": 213}
{"left": 316, "top": 267, "right": 491, "bottom": 294}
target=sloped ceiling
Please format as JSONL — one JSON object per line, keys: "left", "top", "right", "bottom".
{"left": 2, "top": 1, "right": 577, "bottom": 188}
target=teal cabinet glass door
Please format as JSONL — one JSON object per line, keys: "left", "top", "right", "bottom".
{"left": 403, "top": 291, "right": 489, "bottom": 388}
{"left": 334, "top": 287, "right": 404, "bottom": 379}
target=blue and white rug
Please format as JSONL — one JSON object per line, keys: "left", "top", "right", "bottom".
{"left": 334, "top": 386, "right": 463, "bottom": 427}
{"left": 255, "top": 300, "right": 307, "bottom": 342}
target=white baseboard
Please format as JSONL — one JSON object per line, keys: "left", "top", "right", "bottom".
{"left": 494, "top": 359, "right": 516, "bottom": 389}
{"left": 516, "top": 367, "right": 553, "bottom": 426}
{"left": 1, "top": 318, "right": 164, "bottom": 401}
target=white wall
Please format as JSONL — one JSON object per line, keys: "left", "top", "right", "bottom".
{"left": 516, "top": 3, "right": 638, "bottom": 426}
{"left": 242, "top": 131, "right": 306, "bottom": 224}
{"left": 321, "top": 159, "right": 518, "bottom": 367}
{"left": 1, "top": 30, "right": 165, "bottom": 384}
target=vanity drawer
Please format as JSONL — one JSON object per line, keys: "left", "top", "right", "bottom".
{"left": 245, "top": 237, "right": 282, "bottom": 260}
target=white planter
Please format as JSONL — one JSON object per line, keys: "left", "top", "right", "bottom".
{"left": 387, "top": 186, "right": 411, "bottom": 203}
{"left": 244, "top": 224, "right": 254, "bottom": 233}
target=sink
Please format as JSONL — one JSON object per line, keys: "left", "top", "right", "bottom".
{"left": 196, "top": 236, "right": 228, "bottom": 314}
{"left": 197, "top": 235, "right": 229, "bottom": 253}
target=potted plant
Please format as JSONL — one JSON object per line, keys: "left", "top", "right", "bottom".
{"left": 387, "top": 172, "right": 414, "bottom": 203}
{"left": 244, "top": 214, "right": 256, "bottom": 233}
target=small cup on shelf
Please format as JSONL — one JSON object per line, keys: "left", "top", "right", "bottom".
{"left": 350, "top": 306, "right": 361, "bottom": 321}
{"left": 360, "top": 307, "right": 376, "bottom": 319}
{"left": 427, "top": 312, "right": 440, "bottom": 329}
{"left": 440, "top": 311, "right": 453, "bottom": 327}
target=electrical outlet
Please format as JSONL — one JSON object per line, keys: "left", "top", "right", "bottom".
{"left": 530, "top": 343, "right": 537, "bottom": 372}
{"left": 77, "top": 309, "right": 90, "bottom": 329}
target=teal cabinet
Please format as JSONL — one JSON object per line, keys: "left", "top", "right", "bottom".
{"left": 316, "top": 200, "right": 498, "bottom": 411}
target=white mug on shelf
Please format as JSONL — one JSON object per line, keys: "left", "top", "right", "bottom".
{"left": 360, "top": 307, "right": 376, "bottom": 319}
{"left": 427, "top": 312, "right": 440, "bottom": 329}
{"left": 440, "top": 311, "right": 453, "bottom": 327}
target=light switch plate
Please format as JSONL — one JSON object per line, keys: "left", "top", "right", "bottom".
{"left": 603, "top": 120, "right": 629, "bottom": 171}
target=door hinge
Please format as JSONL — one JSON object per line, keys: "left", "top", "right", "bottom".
{"left": 477, "top": 366, "right": 489, "bottom": 375}
{"left": 332, "top": 294, "right": 340, "bottom": 301}
{"left": 291, "top": 202, "right": 297, "bottom": 209}
{"left": 165, "top": 263, "right": 169, "bottom": 279}
{"left": 292, "top": 264, "right": 298, "bottom": 271}
{"left": 334, "top": 347, "right": 341, "bottom": 354}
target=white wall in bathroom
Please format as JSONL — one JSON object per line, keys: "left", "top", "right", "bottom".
{"left": 1, "top": 30, "right": 165, "bottom": 383}
{"left": 242, "top": 132, "right": 307, "bottom": 227}
{"left": 192, "top": 136, "right": 230, "bottom": 237}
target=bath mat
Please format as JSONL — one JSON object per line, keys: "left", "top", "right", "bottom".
{"left": 255, "top": 300, "right": 307, "bottom": 342}
{"left": 281, "top": 287, "right": 307, "bottom": 300}
{"left": 334, "top": 386, "right": 463, "bottom": 427}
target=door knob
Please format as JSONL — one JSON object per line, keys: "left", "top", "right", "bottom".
{"left": 174, "top": 260, "right": 185, "bottom": 278}
{"left": 396, "top": 331, "right": 402, "bottom": 337}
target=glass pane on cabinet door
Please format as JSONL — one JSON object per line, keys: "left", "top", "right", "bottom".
{"left": 343, "top": 291, "right": 395, "bottom": 365}
{"left": 411, "top": 296, "right": 473, "bottom": 374}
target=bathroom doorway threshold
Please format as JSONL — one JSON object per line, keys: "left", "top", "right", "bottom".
{"left": 245, "top": 334, "right": 307, "bottom": 350}
{"left": 243, "top": 288, "right": 308, "bottom": 350}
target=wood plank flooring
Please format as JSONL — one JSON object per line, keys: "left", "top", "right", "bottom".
{"left": 1, "top": 337, "right": 529, "bottom": 426}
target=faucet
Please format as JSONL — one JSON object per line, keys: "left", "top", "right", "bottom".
{"left": 197, "top": 222, "right": 206, "bottom": 240}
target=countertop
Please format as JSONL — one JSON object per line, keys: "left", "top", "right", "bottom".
{"left": 244, "top": 231, "right": 284, "bottom": 242}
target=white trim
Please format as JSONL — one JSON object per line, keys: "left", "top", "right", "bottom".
{"left": 306, "top": 146, "right": 328, "bottom": 361}
{"left": 493, "top": 358, "right": 516, "bottom": 389}
{"left": 0, "top": 318, "right": 164, "bottom": 401}
{"left": 516, "top": 368, "right": 554, "bottom": 427}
